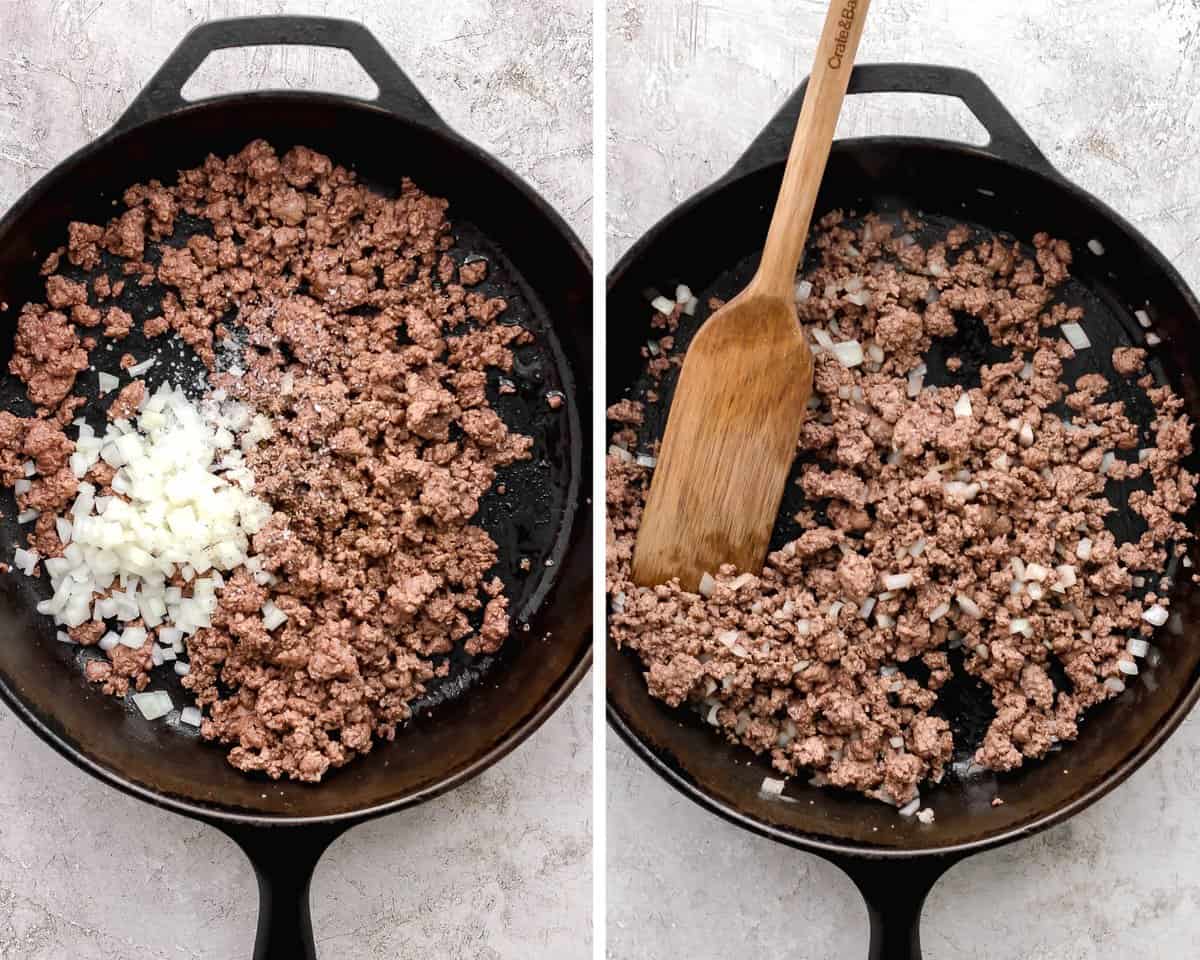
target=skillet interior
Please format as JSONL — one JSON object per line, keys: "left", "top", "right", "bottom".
{"left": 607, "top": 137, "right": 1200, "bottom": 854}
{"left": 0, "top": 94, "right": 592, "bottom": 820}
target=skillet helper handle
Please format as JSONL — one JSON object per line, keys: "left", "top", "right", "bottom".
{"left": 220, "top": 821, "right": 349, "bottom": 960}
{"left": 752, "top": 0, "right": 871, "bottom": 298}
{"left": 829, "top": 853, "right": 959, "bottom": 960}
{"left": 730, "top": 63, "right": 1056, "bottom": 182}
{"left": 113, "top": 15, "right": 444, "bottom": 133}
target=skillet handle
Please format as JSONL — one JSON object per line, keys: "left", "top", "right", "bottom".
{"left": 729, "top": 63, "right": 1056, "bottom": 181}
{"left": 219, "top": 820, "right": 350, "bottom": 960}
{"left": 112, "top": 16, "right": 445, "bottom": 134}
{"left": 825, "top": 852, "right": 960, "bottom": 960}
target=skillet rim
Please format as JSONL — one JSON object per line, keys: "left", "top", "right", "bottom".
{"left": 605, "top": 133, "right": 1200, "bottom": 860}
{"left": 0, "top": 89, "right": 594, "bottom": 828}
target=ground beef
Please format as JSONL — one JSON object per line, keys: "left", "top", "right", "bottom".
{"left": 609, "top": 213, "right": 1195, "bottom": 806}
{"left": 6, "top": 140, "right": 535, "bottom": 783}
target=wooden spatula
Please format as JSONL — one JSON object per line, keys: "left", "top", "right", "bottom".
{"left": 632, "top": 0, "right": 871, "bottom": 591}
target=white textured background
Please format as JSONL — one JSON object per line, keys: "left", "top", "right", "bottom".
{"left": 0, "top": 1, "right": 592, "bottom": 958}
{"left": 608, "top": 1, "right": 1200, "bottom": 958}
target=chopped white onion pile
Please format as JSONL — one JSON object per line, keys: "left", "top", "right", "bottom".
{"left": 1087, "top": 238, "right": 1105, "bottom": 256}
{"left": 23, "top": 383, "right": 274, "bottom": 637}
{"left": 1061, "top": 322, "right": 1090, "bottom": 350}
{"left": 1135, "top": 309, "right": 1152, "bottom": 329}
{"left": 1142, "top": 604, "right": 1169, "bottom": 627}
{"left": 132, "top": 690, "right": 173, "bottom": 720}
{"left": 953, "top": 394, "right": 973, "bottom": 418}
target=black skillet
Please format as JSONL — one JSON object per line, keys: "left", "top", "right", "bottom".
{"left": 0, "top": 16, "right": 592, "bottom": 960}
{"left": 608, "top": 64, "right": 1200, "bottom": 959}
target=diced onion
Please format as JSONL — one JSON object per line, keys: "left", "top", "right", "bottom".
{"left": 1128, "top": 638, "right": 1150, "bottom": 658}
{"left": 1104, "top": 677, "right": 1126, "bottom": 693}
{"left": 98, "top": 372, "right": 119, "bottom": 395}
{"left": 883, "top": 573, "right": 913, "bottom": 591}
{"left": 675, "top": 284, "right": 693, "bottom": 304}
{"left": 832, "top": 340, "right": 864, "bottom": 368}
{"left": 698, "top": 572, "right": 716, "bottom": 598}
{"left": 1135, "top": 309, "right": 1152, "bottom": 328}
{"left": 1118, "top": 659, "right": 1138, "bottom": 676}
{"left": 795, "top": 280, "right": 813, "bottom": 302}
{"left": 1087, "top": 238, "right": 1105, "bottom": 256}
{"left": 955, "top": 593, "right": 981, "bottom": 618}
{"left": 650, "top": 295, "right": 676, "bottom": 316}
{"left": 1142, "top": 604, "right": 1169, "bottom": 627}
{"left": 132, "top": 690, "right": 172, "bottom": 720}
{"left": 180, "top": 705, "right": 202, "bottom": 726}
{"left": 760, "top": 777, "right": 787, "bottom": 797}
{"left": 1145, "top": 331, "right": 1162, "bottom": 346}
{"left": 1061, "top": 323, "right": 1090, "bottom": 350}
{"left": 127, "top": 357, "right": 155, "bottom": 377}
{"left": 953, "top": 394, "right": 973, "bottom": 418}
{"left": 928, "top": 601, "right": 950, "bottom": 623}
{"left": 1076, "top": 538, "right": 1093, "bottom": 561}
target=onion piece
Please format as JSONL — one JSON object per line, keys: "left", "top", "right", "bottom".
{"left": 883, "top": 573, "right": 913, "bottom": 591}
{"left": 1061, "top": 322, "right": 1090, "bottom": 350}
{"left": 132, "top": 690, "right": 172, "bottom": 720}
{"left": 1087, "top": 238, "right": 1105, "bottom": 256}
{"left": 650, "top": 295, "right": 676, "bottom": 316}
{"left": 832, "top": 340, "right": 864, "bottom": 368}
{"left": 955, "top": 593, "right": 981, "bottom": 618}
{"left": 1135, "top": 309, "right": 1152, "bottom": 328}
{"left": 1142, "top": 604, "right": 1169, "bottom": 627}
{"left": 98, "top": 372, "right": 119, "bottom": 395}
{"left": 698, "top": 572, "right": 716, "bottom": 598}
{"left": 1127, "top": 637, "right": 1150, "bottom": 658}
{"left": 953, "top": 394, "right": 973, "bottom": 418}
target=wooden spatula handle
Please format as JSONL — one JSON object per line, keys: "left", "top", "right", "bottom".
{"left": 752, "top": 0, "right": 871, "bottom": 299}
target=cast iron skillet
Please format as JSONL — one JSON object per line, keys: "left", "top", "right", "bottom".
{"left": 608, "top": 64, "right": 1200, "bottom": 959}
{"left": 0, "top": 16, "right": 591, "bottom": 960}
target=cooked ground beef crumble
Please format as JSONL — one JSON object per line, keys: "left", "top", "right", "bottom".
{"left": 3, "top": 140, "right": 538, "bottom": 782}
{"left": 608, "top": 211, "right": 1195, "bottom": 806}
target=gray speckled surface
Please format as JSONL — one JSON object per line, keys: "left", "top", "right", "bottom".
{"left": 607, "top": 1, "right": 1200, "bottom": 958}
{"left": 0, "top": 2, "right": 591, "bottom": 958}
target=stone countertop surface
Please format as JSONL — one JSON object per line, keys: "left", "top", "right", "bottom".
{"left": 0, "top": 2, "right": 592, "bottom": 958}
{"left": 607, "top": 1, "right": 1200, "bottom": 958}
